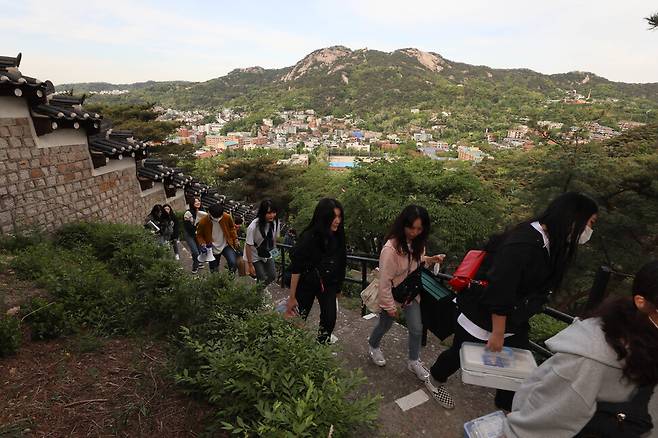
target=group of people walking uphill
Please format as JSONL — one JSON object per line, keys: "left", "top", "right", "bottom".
{"left": 149, "top": 191, "right": 657, "bottom": 437}
{"left": 284, "top": 192, "right": 656, "bottom": 437}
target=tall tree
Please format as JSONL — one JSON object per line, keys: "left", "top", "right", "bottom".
{"left": 339, "top": 157, "right": 505, "bottom": 256}
{"left": 647, "top": 12, "right": 658, "bottom": 29}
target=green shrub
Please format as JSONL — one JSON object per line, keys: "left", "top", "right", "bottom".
{"left": 0, "top": 231, "right": 45, "bottom": 253}
{"left": 177, "top": 274, "right": 267, "bottom": 343}
{"left": 176, "top": 313, "right": 379, "bottom": 437}
{"left": 131, "top": 260, "right": 192, "bottom": 332}
{"left": 0, "top": 316, "right": 21, "bottom": 357}
{"left": 193, "top": 274, "right": 266, "bottom": 324}
{"left": 9, "top": 242, "right": 61, "bottom": 281}
{"left": 54, "top": 222, "right": 153, "bottom": 262}
{"left": 11, "top": 243, "right": 133, "bottom": 335}
{"left": 529, "top": 313, "right": 569, "bottom": 344}
{"left": 10, "top": 232, "right": 233, "bottom": 337}
{"left": 23, "top": 297, "right": 71, "bottom": 341}
{"left": 108, "top": 238, "right": 171, "bottom": 281}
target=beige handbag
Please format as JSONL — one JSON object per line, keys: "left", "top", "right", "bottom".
{"left": 360, "top": 269, "right": 380, "bottom": 314}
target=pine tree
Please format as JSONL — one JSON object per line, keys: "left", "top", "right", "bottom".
{"left": 647, "top": 12, "right": 658, "bottom": 29}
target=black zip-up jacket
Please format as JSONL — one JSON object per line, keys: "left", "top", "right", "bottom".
{"left": 289, "top": 229, "right": 346, "bottom": 294}
{"left": 183, "top": 209, "right": 198, "bottom": 238}
{"left": 457, "top": 223, "right": 554, "bottom": 333}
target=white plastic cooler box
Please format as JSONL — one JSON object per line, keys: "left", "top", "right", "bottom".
{"left": 460, "top": 342, "right": 537, "bottom": 392}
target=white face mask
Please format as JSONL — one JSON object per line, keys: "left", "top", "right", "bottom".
{"left": 578, "top": 225, "right": 593, "bottom": 245}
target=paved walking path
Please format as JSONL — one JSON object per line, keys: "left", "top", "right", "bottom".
{"left": 266, "top": 283, "right": 495, "bottom": 438}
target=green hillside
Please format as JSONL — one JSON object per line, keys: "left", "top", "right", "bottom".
{"left": 57, "top": 46, "right": 658, "bottom": 137}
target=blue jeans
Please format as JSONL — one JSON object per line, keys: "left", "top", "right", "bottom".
{"left": 209, "top": 246, "right": 238, "bottom": 273}
{"left": 368, "top": 300, "right": 423, "bottom": 361}
{"left": 183, "top": 234, "right": 200, "bottom": 271}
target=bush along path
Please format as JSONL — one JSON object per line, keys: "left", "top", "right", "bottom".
{"left": 0, "top": 222, "right": 380, "bottom": 437}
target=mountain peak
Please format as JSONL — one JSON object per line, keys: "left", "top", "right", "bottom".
{"left": 229, "top": 66, "right": 265, "bottom": 75}
{"left": 281, "top": 46, "right": 353, "bottom": 82}
{"left": 395, "top": 48, "right": 449, "bottom": 72}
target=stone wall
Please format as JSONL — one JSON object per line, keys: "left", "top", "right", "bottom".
{"left": 0, "top": 97, "right": 185, "bottom": 234}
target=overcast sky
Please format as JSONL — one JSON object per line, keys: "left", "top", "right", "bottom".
{"left": 2, "top": 0, "right": 657, "bottom": 85}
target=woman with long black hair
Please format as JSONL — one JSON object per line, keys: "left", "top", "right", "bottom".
{"left": 245, "top": 199, "right": 280, "bottom": 285}
{"left": 285, "top": 198, "right": 347, "bottom": 344}
{"left": 367, "top": 205, "right": 445, "bottom": 384}
{"left": 503, "top": 260, "right": 658, "bottom": 437}
{"left": 161, "top": 204, "right": 180, "bottom": 260}
{"left": 427, "top": 192, "right": 599, "bottom": 410}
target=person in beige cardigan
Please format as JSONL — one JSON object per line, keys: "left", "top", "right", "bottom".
{"left": 367, "top": 206, "right": 445, "bottom": 391}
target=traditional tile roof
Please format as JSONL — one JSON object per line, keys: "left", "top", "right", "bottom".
{"left": 1, "top": 53, "right": 102, "bottom": 135}
{"left": 32, "top": 94, "right": 102, "bottom": 135}
{"left": 1, "top": 52, "right": 256, "bottom": 218}
{"left": 184, "top": 180, "right": 207, "bottom": 198}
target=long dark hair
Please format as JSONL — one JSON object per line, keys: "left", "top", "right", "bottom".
{"left": 149, "top": 204, "right": 163, "bottom": 219}
{"left": 385, "top": 205, "right": 430, "bottom": 262}
{"left": 302, "top": 198, "right": 345, "bottom": 249}
{"left": 256, "top": 199, "right": 279, "bottom": 238}
{"left": 162, "top": 204, "right": 175, "bottom": 220}
{"left": 534, "top": 192, "right": 598, "bottom": 288}
{"left": 486, "top": 192, "right": 598, "bottom": 289}
{"left": 588, "top": 261, "right": 658, "bottom": 386}
{"left": 188, "top": 197, "right": 201, "bottom": 213}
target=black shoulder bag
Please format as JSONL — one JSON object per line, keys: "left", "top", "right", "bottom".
{"left": 576, "top": 385, "right": 654, "bottom": 438}
{"left": 256, "top": 223, "right": 274, "bottom": 258}
{"left": 391, "top": 254, "right": 423, "bottom": 305}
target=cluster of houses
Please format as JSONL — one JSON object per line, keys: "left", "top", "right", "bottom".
{"left": 162, "top": 110, "right": 390, "bottom": 164}
{"left": 486, "top": 118, "right": 642, "bottom": 150}
{"left": 153, "top": 98, "right": 646, "bottom": 168}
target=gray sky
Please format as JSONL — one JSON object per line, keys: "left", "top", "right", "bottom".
{"left": 2, "top": 0, "right": 657, "bottom": 84}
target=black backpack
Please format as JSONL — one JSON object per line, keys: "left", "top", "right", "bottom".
{"left": 576, "top": 385, "right": 654, "bottom": 438}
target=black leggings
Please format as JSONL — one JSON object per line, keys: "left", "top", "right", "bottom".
{"left": 430, "top": 322, "right": 529, "bottom": 411}
{"left": 296, "top": 287, "right": 337, "bottom": 344}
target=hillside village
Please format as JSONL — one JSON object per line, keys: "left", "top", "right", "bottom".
{"left": 155, "top": 102, "right": 645, "bottom": 167}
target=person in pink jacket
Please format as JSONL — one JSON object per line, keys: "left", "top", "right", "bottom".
{"left": 367, "top": 206, "right": 445, "bottom": 387}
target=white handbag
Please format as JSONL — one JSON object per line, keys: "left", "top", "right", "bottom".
{"left": 360, "top": 269, "right": 380, "bottom": 314}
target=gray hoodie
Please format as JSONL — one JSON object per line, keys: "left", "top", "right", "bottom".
{"left": 504, "top": 317, "right": 657, "bottom": 438}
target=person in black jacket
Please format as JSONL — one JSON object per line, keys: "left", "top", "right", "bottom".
{"left": 426, "top": 192, "right": 599, "bottom": 411}
{"left": 162, "top": 204, "right": 180, "bottom": 260}
{"left": 285, "top": 198, "right": 347, "bottom": 344}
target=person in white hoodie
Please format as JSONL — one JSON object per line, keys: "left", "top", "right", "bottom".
{"left": 504, "top": 260, "right": 658, "bottom": 438}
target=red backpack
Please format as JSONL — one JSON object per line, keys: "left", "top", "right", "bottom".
{"left": 448, "top": 250, "right": 489, "bottom": 292}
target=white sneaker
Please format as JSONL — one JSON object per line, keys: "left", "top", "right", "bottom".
{"left": 175, "top": 254, "right": 180, "bottom": 260}
{"left": 368, "top": 345, "right": 386, "bottom": 366}
{"left": 425, "top": 377, "right": 455, "bottom": 409}
{"left": 407, "top": 360, "right": 430, "bottom": 381}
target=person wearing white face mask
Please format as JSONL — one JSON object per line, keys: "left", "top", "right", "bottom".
{"left": 428, "top": 192, "right": 599, "bottom": 411}
{"left": 503, "top": 260, "right": 658, "bottom": 438}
